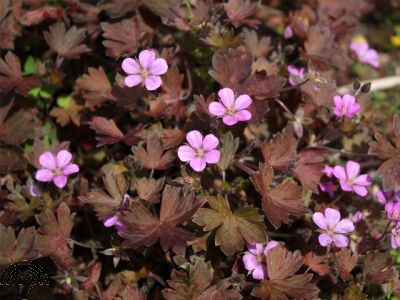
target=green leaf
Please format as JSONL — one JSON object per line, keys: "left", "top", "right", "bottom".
{"left": 217, "top": 131, "right": 239, "bottom": 171}
{"left": 23, "top": 56, "right": 39, "bottom": 76}
{"left": 28, "top": 85, "right": 55, "bottom": 100}
{"left": 57, "top": 95, "right": 71, "bottom": 108}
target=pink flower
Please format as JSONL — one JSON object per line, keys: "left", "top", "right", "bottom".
{"left": 385, "top": 201, "right": 400, "bottom": 222}
{"left": 333, "top": 94, "right": 361, "bottom": 118}
{"left": 320, "top": 181, "right": 335, "bottom": 198}
{"left": 287, "top": 65, "right": 306, "bottom": 86}
{"left": 242, "top": 241, "right": 279, "bottom": 280}
{"left": 208, "top": 88, "right": 252, "bottom": 126}
{"left": 391, "top": 224, "right": 400, "bottom": 249}
{"left": 312, "top": 208, "right": 355, "bottom": 247}
{"left": 103, "top": 194, "right": 129, "bottom": 231}
{"left": 333, "top": 161, "right": 371, "bottom": 197}
{"left": 351, "top": 210, "right": 364, "bottom": 223}
{"left": 350, "top": 40, "right": 379, "bottom": 68}
{"left": 284, "top": 26, "right": 293, "bottom": 39}
{"left": 323, "top": 165, "right": 334, "bottom": 178}
{"left": 121, "top": 49, "right": 168, "bottom": 91}
{"left": 35, "top": 150, "right": 79, "bottom": 188}
{"left": 375, "top": 189, "right": 400, "bottom": 204}
{"left": 177, "top": 130, "right": 220, "bottom": 172}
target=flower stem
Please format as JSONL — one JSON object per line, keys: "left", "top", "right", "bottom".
{"left": 184, "top": 0, "right": 194, "bottom": 20}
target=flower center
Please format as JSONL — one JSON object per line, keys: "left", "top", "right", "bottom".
{"left": 392, "top": 211, "right": 399, "bottom": 219}
{"left": 341, "top": 106, "right": 348, "bottom": 114}
{"left": 53, "top": 167, "right": 62, "bottom": 177}
{"left": 140, "top": 68, "right": 149, "bottom": 79}
{"left": 226, "top": 107, "right": 236, "bottom": 116}
{"left": 196, "top": 149, "right": 205, "bottom": 157}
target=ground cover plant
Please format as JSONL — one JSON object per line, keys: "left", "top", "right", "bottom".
{"left": 1, "top": 0, "right": 400, "bottom": 299}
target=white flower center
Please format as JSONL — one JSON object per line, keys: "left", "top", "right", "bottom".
{"left": 196, "top": 149, "right": 205, "bottom": 157}
{"left": 226, "top": 107, "right": 236, "bottom": 116}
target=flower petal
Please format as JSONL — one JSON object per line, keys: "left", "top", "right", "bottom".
{"left": 56, "top": 150, "right": 72, "bottom": 168}
{"left": 39, "top": 151, "right": 56, "bottom": 169}
{"left": 247, "top": 243, "right": 264, "bottom": 255}
{"left": 36, "top": 169, "right": 54, "bottom": 182}
{"left": 189, "top": 157, "right": 206, "bottom": 172}
{"left": 209, "top": 102, "right": 227, "bottom": 116}
{"left": 218, "top": 88, "right": 235, "bottom": 108}
{"left": 103, "top": 215, "right": 119, "bottom": 227}
{"left": 318, "top": 233, "right": 333, "bottom": 247}
{"left": 177, "top": 146, "right": 196, "bottom": 162}
{"left": 325, "top": 208, "right": 341, "bottom": 227}
{"left": 252, "top": 264, "right": 267, "bottom": 280}
{"left": 202, "top": 134, "right": 219, "bottom": 151}
{"left": 312, "top": 212, "right": 328, "bottom": 230}
{"left": 186, "top": 130, "right": 203, "bottom": 149}
{"left": 222, "top": 115, "right": 238, "bottom": 126}
{"left": 342, "top": 94, "right": 355, "bottom": 106}
{"left": 204, "top": 150, "right": 220, "bottom": 164}
{"left": 62, "top": 164, "right": 79, "bottom": 176}
{"left": 242, "top": 253, "right": 258, "bottom": 271}
{"left": 53, "top": 175, "right": 67, "bottom": 188}
{"left": 139, "top": 50, "right": 156, "bottom": 68}
{"left": 264, "top": 240, "right": 279, "bottom": 254}
{"left": 333, "top": 95, "right": 343, "bottom": 108}
{"left": 346, "top": 160, "right": 360, "bottom": 179}
{"left": 352, "top": 185, "right": 368, "bottom": 197}
{"left": 352, "top": 174, "right": 371, "bottom": 186}
{"left": 149, "top": 58, "right": 168, "bottom": 75}
{"left": 339, "top": 179, "right": 353, "bottom": 192}
{"left": 125, "top": 75, "right": 142, "bottom": 87}
{"left": 332, "top": 234, "right": 349, "bottom": 247}
{"left": 234, "top": 110, "right": 252, "bottom": 121}
{"left": 121, "top": 58, "right": 140, "bottom": 74}
{"left": 333, "top": 166, "right": 347, "bottom": 181}
{"left": 334, "top": 219, "right": 355, "bottom": 234}
{"left": 144, "top": 75, "right": 162, "bottom": 90}
{"left": 287, "top": 65, "right": 299, "bottom": 75}
{"left": 234, "top": 94, "right": 252, "bottom": 110}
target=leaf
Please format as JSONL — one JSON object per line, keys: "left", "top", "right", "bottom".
{"left": 0, "top": 101, "right": 41, "bottom": 145}
{"left": 43, "top": 22, "right": 90, "bottom": 59}
{"left": 119, "top": 286, "right": 146, "bottom": 300}
{"left": 193, "top": 194, "right": 267, "bottom": 256}
{"left": 343, "top": 284, "right": 367, "bottom": 300}
{"left": 98, "top": 0, "right": 141, "bottom": 18}
{"left": 334, "top": 248, "right": 357, "bottom": 281}
{"left": 209, "top": 47, "right": 285, "bottom": 98}
{"left": 89, "top": 116, "right": 143, "bottom": 147}
{"left": 162, "top": 128, "right": 185, "bottom": 149}
{"left": 0, "top": 146, "right": 26, "bottom": 174}
{"left": 251, "top": 163, "right": 310, "bottom": 229}
{"left": 0, "top": 225, "right": 39, "bottom": 267}
{"left": 75, "top": 67, "right": 114, "bottom": 108}
{"left": 303, "top": 25, "right": 351, "bottom": 70}
{"left": 304, "top": 252, "right": 329, "bottom": 276}
{"left": 162, "top": 258, "right": 213, "bottom": 300}
{"left": 159, "top": 64, "right": 185, "bottom": 104}
{"left": 0, "top": 0, "right": 20, "bottom": 49}
{"left": 294, "top": 147, "right": 328, "bottom": 193}
{"left": 162, "top": 257, "right": 242, "bottom": 300}
{"left": 217, "top": 132, "right": 240, "bottom": 171}
{"left": 224, "top": 0, "right": 260, "bottom": 28}
{"left": 35, "top": 202, "right": 76, "bottom": 270}
{"left": 50, "top": 97, "right": 83, "bottom": 127}
{"left": 81, "top": 262, "right": 102, "bottom": 295}
{"left": 251, "top": 246, "right": 319, "bottom": 300}
{"left": 362, "top": 251, "right": 397, "bottom": 284}
{"left": 80, "top": 173, "right": 128, "bottom": 219}
{"left": 301, "top": 78, "right": 337, "bottom": 107}
{"left": 101, "top": 15, "right": 153, "bottom": 58}
{"left": 136, "top": 177, "right": 165, "bottom": 203}
{"left": 368, "top": 115, "right": 400, "bottom": 191}
{"left": 119, "top": 185, "right": 205, "bottom": 255}
{"left": 261, "top": 125, "right": 298, "bottom": 172}
{"left": 243, "top": 28, "right": 271, "bottom": 58}
{"left": 0, "top": 51, "right": 38, "bottom": 95}
{"left": 132, "top": 133, "right": 175, "bottom": 170}
{"left": 24, "top": 139, "right": 70, "bottom": 169}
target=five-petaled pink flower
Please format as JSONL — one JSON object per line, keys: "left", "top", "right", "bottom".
{"left": 35, "top": 150, "right": 79, "bottom": 188}
{"left": 208, "top": 88, "right": 252, "bottom": 126}
{"left": 242, "top": 241, "right": 279, "bottom": 280}
{"left": 333, "top": 161, "right": 371, "bottom": 197}
{"left": 177, "top": 130, "right": 220, "bottom": 172}
{"left": 350, "top": 39, "right": 379, "bottom": 68}
{"left": 391, "top": 224, "right": 400, "bottom": 249}
{"left": 385, "top": 201, "right": 400, "bottom": 222}
{"left": 122, "top": 49, "right": 168, "bottom": 91}
{"left": 312, "top": 208, "right": 355, "bottom": 247}
{"left": 333, "top": 94, "right": 360, "bottom": 118}
{"left": 287, "top": 65, "right": 306, "bottom": 86}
